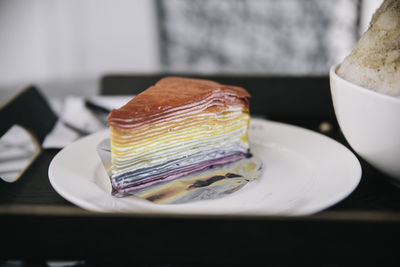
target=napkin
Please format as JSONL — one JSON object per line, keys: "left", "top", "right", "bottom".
{"left": 0, "top": 125, "right": 38, "bottom": 182}
{"left": 42, "top": 96, "right": 133, "bottom": 149}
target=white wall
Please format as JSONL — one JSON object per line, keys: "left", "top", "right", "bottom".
{"left": 0, "top": 0, "right": 383, "bottom": 97}
{"left": 0, "top": 0, "right": 159, "bottom": 96}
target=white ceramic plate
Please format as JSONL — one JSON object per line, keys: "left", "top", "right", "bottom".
{"left": 49, "top": 118, "right": 361, "bottom": 216}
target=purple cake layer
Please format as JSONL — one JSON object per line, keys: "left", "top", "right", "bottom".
{"left": 112, "top": 152, "right": 247, "bottom": 196}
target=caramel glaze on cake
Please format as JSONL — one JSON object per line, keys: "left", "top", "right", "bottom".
{"left": 108, "top": 77, "right": 250, "bottom": 128}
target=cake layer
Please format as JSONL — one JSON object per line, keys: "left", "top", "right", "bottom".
{"left": 110, "top": 106, "right": 244, "bottom": 144}
{"left": 111, "top": 112, "right": 249, "bottom": 159}
{"left": 113, "top": 147, "right": 247, "bottom": 185}
{"left": 108, "top": 77, "right": 250, "bottom": 129}
{"left": 112, "top": 151, "right": 248, "bottom": 197}
{"left": 111, "top": 125, "right": 248, "bottom": 176}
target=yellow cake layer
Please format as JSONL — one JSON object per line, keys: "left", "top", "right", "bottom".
{"left": 111, "top": 108, "right": 244, "bottom": 143}
{"left": 110, "top": 112, "right": 249, "bottom": 158}
{"left": 110, "top": 127, "right": 249, "bottom": 175}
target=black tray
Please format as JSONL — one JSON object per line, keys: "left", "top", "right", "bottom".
{"left": 1, "top": 75, "right": 399, "bottom": 265}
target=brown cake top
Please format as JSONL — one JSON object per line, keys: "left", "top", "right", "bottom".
{"left": 108, "top": 77, "right": 250, "bottom": 124}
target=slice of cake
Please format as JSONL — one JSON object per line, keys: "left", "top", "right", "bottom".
{"left": 108, "top": 77, "right": 253, "bottom": 200}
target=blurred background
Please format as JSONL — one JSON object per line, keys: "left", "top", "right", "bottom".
{"left": 0, "top": 0, "right": 382, "bottom": 100}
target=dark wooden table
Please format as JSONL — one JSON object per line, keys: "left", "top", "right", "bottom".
{"left": 1, "top": 75, "right": 399, "bottom": 266}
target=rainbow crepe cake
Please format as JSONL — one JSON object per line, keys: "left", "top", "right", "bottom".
{"left": 107, "top": 77, "right": 260, "bottom": 203}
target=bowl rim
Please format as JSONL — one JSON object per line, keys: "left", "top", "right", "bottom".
{"left": 330, "top": 64, "right": 400, "bottom": 104}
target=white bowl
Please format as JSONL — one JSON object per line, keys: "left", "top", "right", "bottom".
{"left": 330, "top": 64, "right": 400, "bottom": 184}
